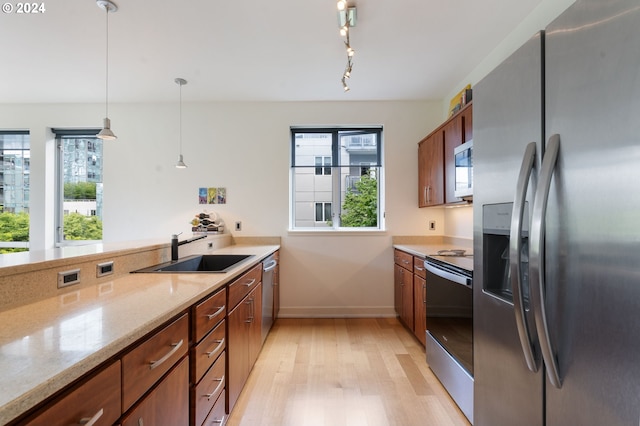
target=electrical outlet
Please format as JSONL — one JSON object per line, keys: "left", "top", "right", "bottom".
{"left": 96, "top": 261, "right": 114, "bottom": 277}
{"left": 235, "top": 221, "right": 242, "bottom": 231}
{"left": 429, "top": 220, "right": 436, "bottom": 231}
{"left": 58, "top": 269, "right": 81, "bottom": 288}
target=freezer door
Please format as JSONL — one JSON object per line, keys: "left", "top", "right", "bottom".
{"left": 543, "top": 1, "right": 640, "bottom": 424}
{"left": 472, "top": 32, "right": 544, "bottom": 426}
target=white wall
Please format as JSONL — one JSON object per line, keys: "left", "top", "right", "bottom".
{"left": 0, "top": 100, "right": 444, "bottom": 316}
{"left": 443, "top": 0, "right": 575, "bottom": 118}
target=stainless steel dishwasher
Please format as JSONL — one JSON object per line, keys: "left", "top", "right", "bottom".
{"left": 261, "top": 254, "right": 278, "bottom": 344}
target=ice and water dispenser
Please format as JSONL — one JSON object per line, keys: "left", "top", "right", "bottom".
{"left": 482, "top": 203, "right": 530, "bottom": 306}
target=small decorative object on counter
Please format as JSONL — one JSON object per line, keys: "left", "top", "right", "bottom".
{"left": 191, "top": 211, "right": 225, "bottom": 233}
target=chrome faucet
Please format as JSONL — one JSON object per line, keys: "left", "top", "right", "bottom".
{"left": 171, "top": 232, "right": 207, "bottom": 261}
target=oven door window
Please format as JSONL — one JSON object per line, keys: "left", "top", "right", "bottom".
{"left": 426, "top": 268, "right": 473, "bottom": 375}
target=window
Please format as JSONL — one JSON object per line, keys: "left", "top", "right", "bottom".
{"left": 0, "top": 130, "right": 30, "bottom": 253}
{"left": 291, "top": 127, "right": 383, "bottom": 230}
{"left": 315, "top": 156, "right": 332, "bottom": 175}
{"left": 315, "top": 202, "right": 332, "bottom": 222}
{"left": 53, "top": 129, "right": 103, "bottom": 244}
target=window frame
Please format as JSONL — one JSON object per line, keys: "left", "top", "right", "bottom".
{"left": 290, "top": 126, "right": 384, "bottom": 232}
{"left": 0, "top": 130, "right": 30, "bottom": 252}
{"left": 53, "top": 128, "right": 103, "bottom": 246}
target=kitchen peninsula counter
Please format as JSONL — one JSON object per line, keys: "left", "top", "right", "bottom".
{"left": 0, "top": 241, "right": 279, "bottom": 425}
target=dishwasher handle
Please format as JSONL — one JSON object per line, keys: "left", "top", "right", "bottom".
{"left": 263, "top": 259, "right": 277, "bottom": 272}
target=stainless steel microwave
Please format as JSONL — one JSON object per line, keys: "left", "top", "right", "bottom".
{"left": 454, "top": 139, "right": 473, "bottom": 199}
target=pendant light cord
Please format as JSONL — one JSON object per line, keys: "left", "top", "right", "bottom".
{"left": 179, "top": 82, "right": 183, "bottom": 155}
{"left": 105, "top": 7, "right": 110, "bottom": 117}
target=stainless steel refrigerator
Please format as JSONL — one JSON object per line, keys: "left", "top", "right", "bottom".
{"left": 473, "top": 0, "right": 640, "bottom": 424}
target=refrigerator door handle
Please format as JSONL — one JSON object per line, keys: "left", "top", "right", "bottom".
{"left": 510, "top": 142, "right": 538, "bottom": 372}
{"left": 530, "top": 134, "right": 562, "bottom": 388}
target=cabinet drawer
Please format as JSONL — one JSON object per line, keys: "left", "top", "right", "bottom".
{"left": 413, "top": 256, "right": 426, "bottom": 279}
{"left": 193, "top": 288, "right": 227, "bottom": 343}
{"left": 201, "top": 390, "right": 226, "bottom": 426}
{"left": 394, "top": 249, "right": 413, "bottom": 271}
{"left": 192, "top": 319, "right": 226, "bottom": 383}
{"left": 122, "top": 313, "right": 189, "bottom": 411}
{"left": 193, "top": 352, "right": 226, "bottom": 426}
{"left": 121, "top": 356, "right": 189, "bottom": 426}
{"left": 228, "top": 263, "right": 262, "bottom": 309}
{"left": 25, "top": 360, "right": 121, "bottom": 426}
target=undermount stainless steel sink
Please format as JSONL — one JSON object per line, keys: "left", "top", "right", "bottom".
{"left": 132, "top": 254, "right": 254, "bottom": 273}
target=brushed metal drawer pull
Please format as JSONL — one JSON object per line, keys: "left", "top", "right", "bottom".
{"left": 206, "top": 305, "right": 225, "bottom": 320}
{"left": 79, "top": 408, "right": 104, "bottom": 426}
{"left": 243, "top": 278, "right": 256, "bottom": 287}
{"left": 149, "top": 339, "right": 184, "bottom": 370}
{"left": 205, "top": 338, "right": 225, "bottom": 358}
{"left": 137, "top": 418, "right": 144, "bottom": 426}
{"left": 209, "top": 415, "right": 226, "bottom": 425}
{"left": 203, "top": 375, "right": 225, "bottom": 400}
{"left": 415, "top": 266, "right": 425, "bottom": 271}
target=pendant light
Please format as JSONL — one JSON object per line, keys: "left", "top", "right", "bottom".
{"left": 96, "top": 0, "right": 118, "bottom": 140}
{"left": 175, "top": 78, "right": 188, "bottom": 169}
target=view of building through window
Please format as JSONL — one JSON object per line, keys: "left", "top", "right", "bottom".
{"left": 0, "top": 131, "right": 30, "bottom": 253}
{"left": 55, "top": 130, "right": 103, "bottom": 243}
{"left": 291, "top": 128, "right": 382, "bottom": 229}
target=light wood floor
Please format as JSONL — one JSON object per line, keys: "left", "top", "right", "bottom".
{"left": 226, "top": 317, "right": 470, "bottom": 426}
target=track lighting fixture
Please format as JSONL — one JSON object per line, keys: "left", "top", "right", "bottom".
{"left": 337, "top": 1, "right": 356, "bottom": 92}
{"left": 175, "top": 78, "right": 188, "bottom": 169}
{"left": 96, "top": 0, "right": 118, "bottom": 140}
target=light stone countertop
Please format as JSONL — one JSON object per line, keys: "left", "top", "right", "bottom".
{"left": 0, "top": 244, "right": 279, "bottom": 425}
{"left": 393, "top": 236, "right": 474, "bottom": 272}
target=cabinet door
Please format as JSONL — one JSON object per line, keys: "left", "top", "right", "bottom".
{"left": 394, "top": 263, "right": 403, "bottom": 316}
{"left": 413, "top": 275, "right": 427, "bottom": 346}
{"left": 227, "top": 297, "right": 250, "bottom": 413}
{"left": 444, "top": 115, "right": 464, "bottom": 204}
{"left": 394, "top": 263, "right": 413, "bottom": 329}
{"left": 401, "top": 268, "right": 414, "bottom": 330}
{"left": 121, "top": 357, "right": 189, "bottom": 426}
{"left": 418, "top": 132, "right": 444, "bottom": 207}
{"left": 460, "top": 104, "right": 473, "bottom": 142}
{"left": 249, "top": 282, "right": 263, "bottom": 367}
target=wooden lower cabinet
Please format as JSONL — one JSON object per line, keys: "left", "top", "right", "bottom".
{"left": 121, "top": 356, "right": 190, "bottom": 426}
{"left": 227, "top": 282, "right": 262, "bottom": 413}
{"left": 23, "top": 361, "right": 121, "bottom": 426}
{"left": 394, "top": 250, "right": 414, "bottom": 330}
{"left": 10, "top": 255, "right": 280, "bottom": 426}
{"left": 394, "top": 250, "right": 430, "bottom": 346}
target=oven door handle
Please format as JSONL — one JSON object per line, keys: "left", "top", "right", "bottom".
{"left": 424, "top": 262, "right": 471, "bottom": 288}
{"left": 510, "top": 141, "right": 538, "bottom": 373}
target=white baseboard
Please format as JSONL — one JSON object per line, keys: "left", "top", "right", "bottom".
{"left": 278, "top": 306, "right": 396, "bottom": 318}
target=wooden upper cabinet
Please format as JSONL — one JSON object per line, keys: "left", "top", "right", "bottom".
{"left": 419, "top": 102, "right": 472, "bottom": 206}
{"left": 418, "top": 132, "right": 444, "bottom": 207}
{"left": 461, "top": 103, "right": 473, "bottom": 142}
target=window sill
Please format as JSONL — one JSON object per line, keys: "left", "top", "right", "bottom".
{"left": 287, "top": 229, "right": 388, "bottom": 236}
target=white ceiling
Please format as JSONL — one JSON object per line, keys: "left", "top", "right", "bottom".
{"left": 0, "top": 0, "right": 542, "bottom": 103}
